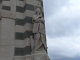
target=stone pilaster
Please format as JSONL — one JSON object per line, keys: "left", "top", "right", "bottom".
{"left": 0, "top": 18, "right": 15, "bottom": 60}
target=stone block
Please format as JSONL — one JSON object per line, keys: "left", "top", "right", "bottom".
{"left": 24, "top": 23, "right": 33, "bottom": 32}
{"left": 25, "top": 55, "right": 31, "bottom": 60}
{"left": 32, "top": 51, "right": 47, "bottom": 60}
{"left": 0, "top": 57, "right": 13, "bottom": 60}
{"left": 0, "top": 46, "right": 14, "bottom": 57}
{"left": 15, "top": 25, "right": 24, "bottom": 33}
{"left": 0, "top": 18, "right": 15, "bottom": 46}
{"left": 16, "top": 12, "right": 24, "bottom": 19}
{"left": 13, "top": 56, "right": 25, "bottom": 60}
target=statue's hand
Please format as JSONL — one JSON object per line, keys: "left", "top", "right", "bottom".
{"left": 38, "top": 19, "right": 41, "bottom": 21}
{"left": 38, "top": 15, "right": 42, "bottom": 18}
{"left": 39, "top": 18, "right": 45, "bottom": 23}
{"left": 30, "top": 36, "right": 33, "bottom": 38}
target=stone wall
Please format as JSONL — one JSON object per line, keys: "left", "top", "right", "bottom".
{"left": 0, "top": 0, "right": 49, "bottom": 60}
{"left": 0, "top": 18, "right": 15, "bottom": 60}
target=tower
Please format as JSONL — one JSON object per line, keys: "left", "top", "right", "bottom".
{"left": 0, "top": 0, "right": 50, "bottom": 60}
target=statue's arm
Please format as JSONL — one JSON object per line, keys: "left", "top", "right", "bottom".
{"left": 32, "top": 15, "right": 40, "bottom": 23}
{"left": 33, "top": 15, "right": 38, "bottom": 20}
{"left": 39, "top": 17, "right": 45, "bottom": 23}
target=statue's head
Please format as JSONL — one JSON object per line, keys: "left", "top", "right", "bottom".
{"left": 35, "top": 8, "right": 41, "bottom": 14}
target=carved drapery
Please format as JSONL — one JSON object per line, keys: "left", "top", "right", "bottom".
{"left": 30, "top": 8, "right": 47, "bottom": 53}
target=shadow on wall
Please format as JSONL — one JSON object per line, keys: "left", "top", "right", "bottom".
{"left": 0, "top": 1, "right": 1, "bottom": 17}
{"left": 0, "top": 0, "right": 2, "bottom": 2}
{"left": 0, "top": 0, "right": 2, "bottom": 5}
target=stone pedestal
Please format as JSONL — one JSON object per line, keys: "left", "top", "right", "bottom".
{"left": 16, "top": 52, "right": 50, "bottom": 60}
{"left": 25, "top": 55, "right": 31, "bottom": 60}
{"left": 13, "top": 56, "right": 25, "bottom": 60}
{"left": 32, "top": 51, "right": 48, "bottom": 60}
{"left": 47, "top": 55, "right": 50, "bottom": 60}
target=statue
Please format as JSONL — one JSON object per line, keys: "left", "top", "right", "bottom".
{"left": 30, "top": 8, "right": 47, "bottom": 52}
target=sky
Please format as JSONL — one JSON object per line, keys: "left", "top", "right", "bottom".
{"left": 43, "top": 0, "right": 80, "bottom": 60}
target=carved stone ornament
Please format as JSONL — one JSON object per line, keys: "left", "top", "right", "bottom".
{"left": 30, "top": 8, "right": 47, "bottom": 53}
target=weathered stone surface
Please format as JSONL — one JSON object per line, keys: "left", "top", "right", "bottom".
{"left": 0, "top": 0, "right": 50, "bottom": 60}
{"left": 32, "top": 51, "right": 47, "bottom": 60}
{"left": 0, "top": 18, "right": 15, "bottom": 46}
{"left": 0, "top": 18, "right": 15, "bottom": 60}
{"left": 13, "top": 56, "right": 25, "bottom": 60}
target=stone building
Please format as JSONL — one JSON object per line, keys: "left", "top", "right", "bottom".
{"left": 0, "top": 0, "right": 50, "bottom": 60}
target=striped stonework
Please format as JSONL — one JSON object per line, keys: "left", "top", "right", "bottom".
{"left": 0, "top": 0, "right": 48, "bottom": 60}
{"left": 14, "top": 0, "right": 44, "bottom": 57}
{"left": 1, "top": 0, "right": 16, "bottom": 19}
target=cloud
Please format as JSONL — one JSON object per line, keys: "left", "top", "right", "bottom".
{"left": 44, "top": 0, "right": 80, "bottom": 60}
{"left": 43, "top": 0, "right": 69, "bottom": 17}
{"left": 45, "top": 0, "right": 80, "bottom": 38}
{"left": 47, "top": 36, "right": 80, "bottom": 60}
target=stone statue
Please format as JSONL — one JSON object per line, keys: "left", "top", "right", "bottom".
{"left": 30, "top": 8, "right": 47, "bottom": 52}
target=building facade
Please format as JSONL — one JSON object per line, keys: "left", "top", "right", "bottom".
{"left": 0, "top": 0, "right": 50, "bottom": 60}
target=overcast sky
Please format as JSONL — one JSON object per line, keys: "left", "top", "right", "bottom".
{"left": 43, "top": 0, "right": 80, "bottom": 60}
